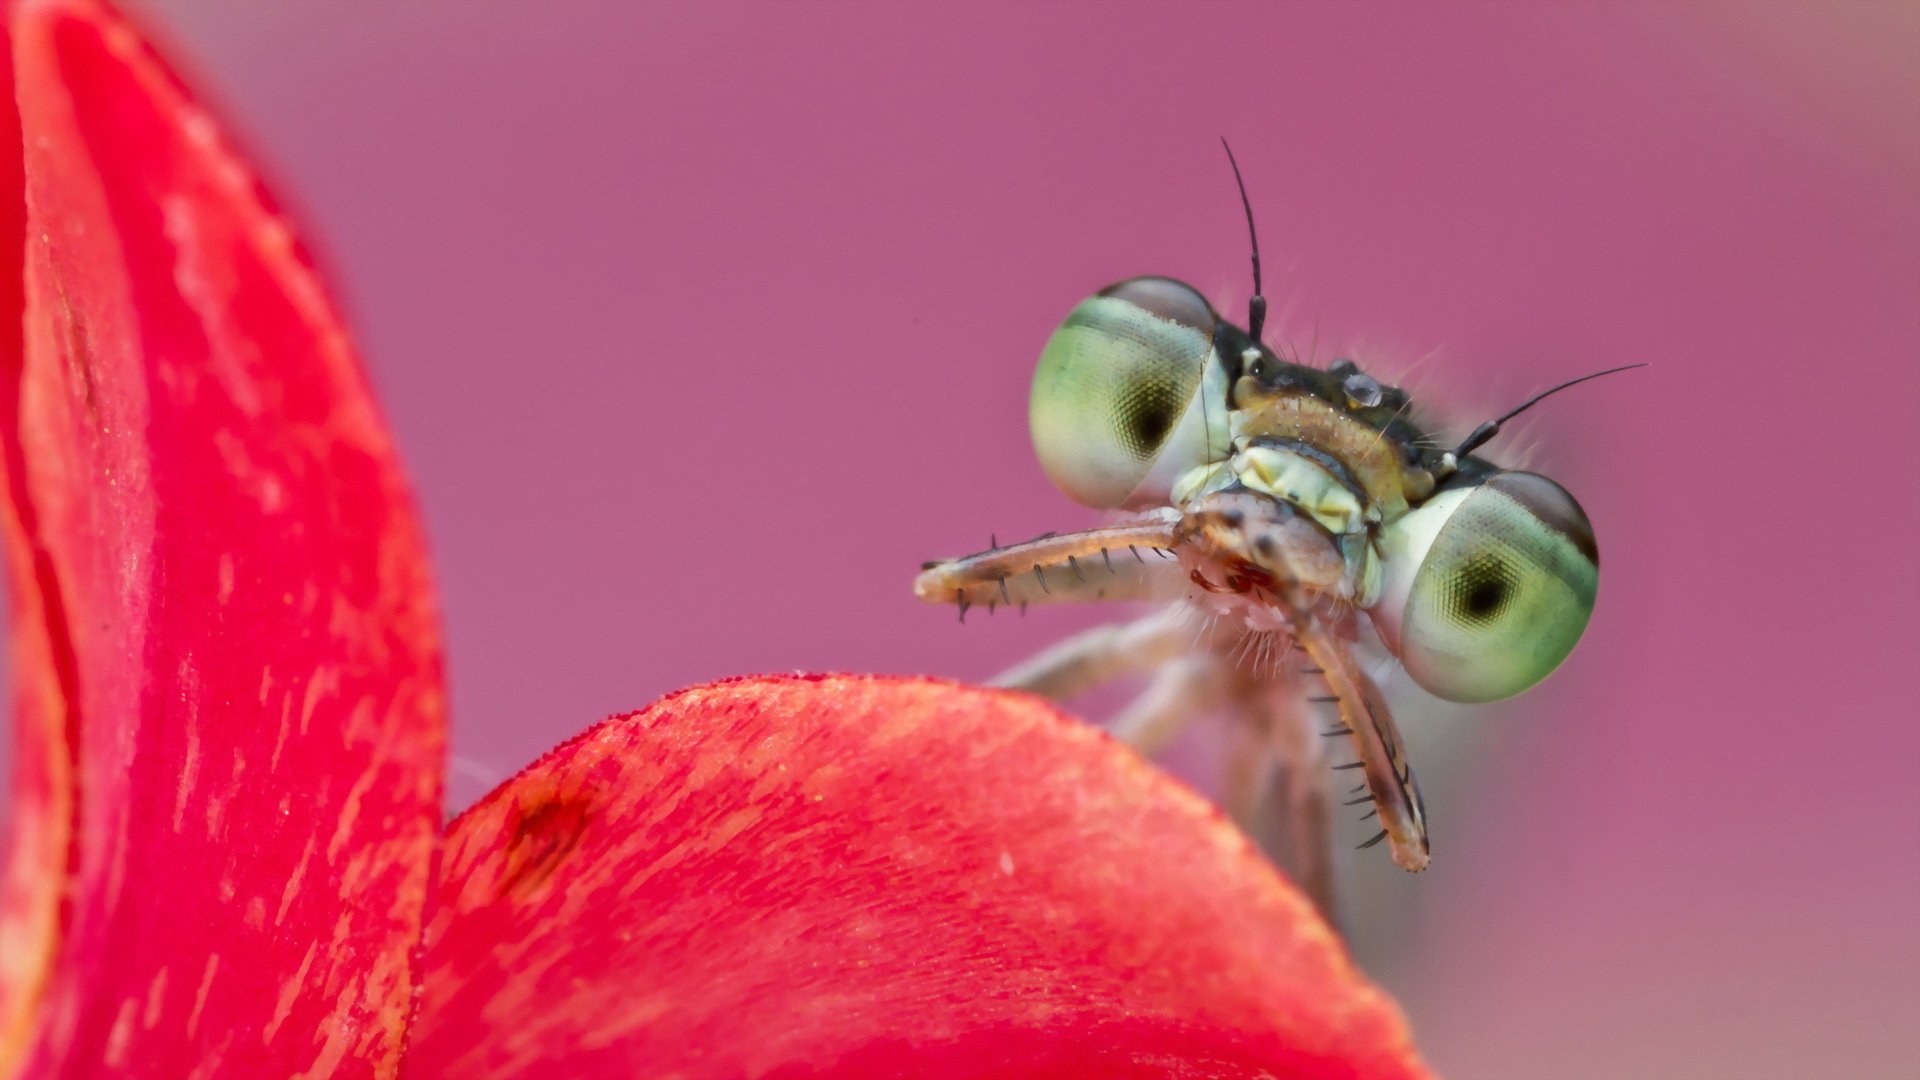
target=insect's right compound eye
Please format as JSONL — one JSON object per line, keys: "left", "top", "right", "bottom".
{"left": 1028, "top": 277, "right": 1229, "bottom": 509}
{"left": 1373, "top": 472, "right": 1599, "bottom": 702}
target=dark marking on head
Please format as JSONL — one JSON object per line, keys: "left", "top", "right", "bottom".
{"left": 1487, "top": 471, "right": 1598, "bottom": 566}
{"left": 1098, "top": 276, "right": 1217, "bottom": 334}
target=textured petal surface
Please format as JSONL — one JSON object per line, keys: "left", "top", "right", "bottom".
{"left": 415, "top": 675, "right": 1428, "bottom": 1079}
{"left": 0, "top": 1, "right": 444, "bottom": 1074}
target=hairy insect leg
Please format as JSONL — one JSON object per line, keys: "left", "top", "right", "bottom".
{"left": 1222, "top": 675, "right": 1339, "bottom": 924}
{"left": 914, "top": 514, "right": 1185, "bottom": 612}
{"left": 1221, "top": 689, "right": 1279, "bottom": 837}
{"left": 1259, "top": 680, "right": 1340, "bottom": 924}
{"left": 1296, "top": 621, "right": 1430, "bottom": 873}
{"left": 989, "top": 607, "right": 1195, "bottom": 702}
{"left": 1106, "top": 654, "right": 1230, "bottom": 757}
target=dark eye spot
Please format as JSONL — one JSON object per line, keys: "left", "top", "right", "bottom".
{"left": 1451, "top": 555, "right": 1517, "bottom": 626}
{"left": 1464, "top": 578, "right": 1506, "bottom": 619}
{"left": 1117, "top": 379, "right": 1181, "bottom": 459}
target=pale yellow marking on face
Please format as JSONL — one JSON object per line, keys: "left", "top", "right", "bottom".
{"left": 1231, "top": 388, "right": 1425, "bottom": 517}
{"left": 1233, "top": 445, "right": 1366, "bottom": 535}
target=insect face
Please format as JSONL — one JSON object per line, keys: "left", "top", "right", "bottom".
{"left": 914, "top": 143, "right": 1637, "bottom": 889}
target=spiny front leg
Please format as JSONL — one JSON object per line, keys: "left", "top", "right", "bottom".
{"left": 1295, "top": 621, "right": 1430, "bottom": 873}
{"left": 913, "top": 512, "right": 1187, "bottom": 616}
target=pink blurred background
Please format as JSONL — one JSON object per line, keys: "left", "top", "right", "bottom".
{"left": 16, "top": 2, "right": 1920, "bottom": 1076}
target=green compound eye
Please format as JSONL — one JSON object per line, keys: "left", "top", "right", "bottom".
{"left": 1029, "top": 277, "right": 1228, "bottom": 509}
{"left": 1374, "top": 472, "right": 1599, "bottom": 703}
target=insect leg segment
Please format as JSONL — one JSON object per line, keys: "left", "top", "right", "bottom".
{"left": 988, "top": 607, "right": 1194, "bottom": 702}
{"left": 1107, "top": 653, "right": 1230, "bottom": 756}
{"left": 1232, "top": 678, "right": 1341, "bottom": 924}
{"left": 913, "top": 511, "right": 1185, "bottom": 611}
{"left": 1294, "top": 620, "right": 1430, "bottom": 872}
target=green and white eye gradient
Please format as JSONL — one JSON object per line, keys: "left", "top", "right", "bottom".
{"left": 1373, "top": 472, "right": 1598, "bottom": 703}
{"left": 1029, "top": 277, "right": 1229, "bottom": 509}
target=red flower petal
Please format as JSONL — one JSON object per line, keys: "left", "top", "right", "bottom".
{"left": 0, "top": 1, "right": 444, "bottom": 1074}
{"left": 414, "top": 675, "right": 1428, "bottom": 1079}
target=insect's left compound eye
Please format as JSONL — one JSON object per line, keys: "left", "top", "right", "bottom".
{"left": 1373, "top": 472, "right": 1599, "bottom": 703}
{"left": 1029, "top": 277, "right": 1229, "bottom": 509}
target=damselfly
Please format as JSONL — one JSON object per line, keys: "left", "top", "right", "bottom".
{"left": 915, "top": 143, "right": 1635, "bottom": 908}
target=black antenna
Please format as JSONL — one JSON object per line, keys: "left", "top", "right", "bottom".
{"left": 1220, "top": 137, "right": 1265, "bottom": 342}
{"left": 1447, "top": 363, "right": 1648, "bottom": 465}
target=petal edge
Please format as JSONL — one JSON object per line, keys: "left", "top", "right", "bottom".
{"left": 415, "top": 674, "right": 1428, "bottom": 1079}
{"left": 0, "top": 2, "right": 446, "bottom": 1074}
